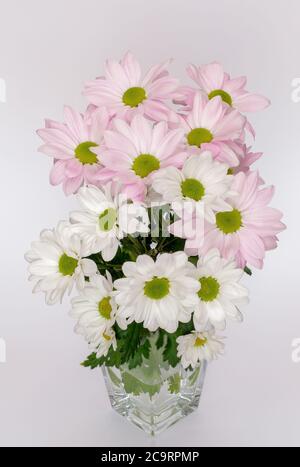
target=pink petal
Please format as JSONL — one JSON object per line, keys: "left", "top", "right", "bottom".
{"left": 234, "top": 93, "right": 270, "bottom": 112}
{"left": 104, "top": 129, "right": 137, "bottom": 156}
{"left": 50, "top": 160, "right": 67, "bottom": 185}
{"left": 202, "top": 227, "right": 223, "bottom": 255}
{"left": 63, "top": 174, "right": 84, "bottom": 195}
{"left": 150, "top": 121, "right": 168, "bottom": 152}
{"left": 237, "top": 171, "right": 259, "bottom": 210}
{"left": 243, "top": 207, "right": 285, "bottom": 237}
{"left": 243, "top": 149, "right": 262, "bottom": 168}
{"left": 121, "top": 51, "right": 141, "bottom": 85}
{"left": 113, "top": 118, "right": 141, "bottom": 146}
{"left": 37, "top": 128, "right": 75, "bottom": 148}
{"left": 239, "top": 229, "right": 265, "bottom": 268}
{"left": 186, "top": 64, "right": 199, "bottom": 85}
{"left": 147, "top": 76, "right": 179, "bottom": 99}
{"left": 142, "top": 59, "right": 172, "bottom": 87}
{"left": 189, "top": 92, "right": 207, "bottom": 127}
{"left": 222, "top": 233, "right": 240, "bottom": 260}
{"left": 105, "top": 58, "right": 129, "bottom": 89}
{"left": 155, "top": 128, "right": 184, "bottom": 159}
{"left": 189, "top": 62, "right": 225, "bottom": 92}
{"left": 262, "top": 236, "right": 278, "bottom": 251}
{"left": 101, "top": 149, "right": 132, "bottom": 170}
{"left": 207, "top": 142, "right": 239, "bottom": 167}
{"left": 45, "top": 119, "right": 67, "bottom": 132}
{"left": 65, "top": 159, "right": 83, "bottom": 178}
{"left": 201, "top": 96, "right": 225, "bottom": 130}
{"left": 231, "top": 171, "right": 246, "bottom": 193}
{"left": 160, "top": 151, "right": 187, "bottom": 169}
{"left": 254, "top": 185, "right": 275, "bottom": 207}
{"left": 83, "top": 79, "right": 121, "bottom": 106}
{"left": 235, "top": 251, "right": 247, "bottom": 269}
{"left": 245, "top": 120, "right": 256, "bottom": 138}
{"left": 82, "top": 164, "right": 103, "bottom": 183}
{"left": 173, "top": 85, "right": 195, "bottom": 107}
{"left": 38, "top": 144, "right": 74, "bottom": 159}
{"left": 96, "top": 167, "right": 118, "bottom": 182}
{"left": 213, "top": 108, "right": 245, "bottom": 140}
{"left": 93, "top": 107, "right": 110, "bottom": 135}
{"left": 64, "top": 106, "right": 87, "bottom": 142}
{"left": 144, "top": 100, "right": 174, "bottom": 122}
{"left": 121, "top": 181, "right": 146, "bottom": 202}
{"left": 131, "top": 115, "right": 152, "bottom": 151}
{"left": 223, "top": 76, "right": 247, "bottom": 94}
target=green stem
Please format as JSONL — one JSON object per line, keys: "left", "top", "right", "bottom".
{"left": 157, "top": 236, "right": 177, "bottom": 251}
{"left": 127, "top": 236, "right": 144, "bottom": 255}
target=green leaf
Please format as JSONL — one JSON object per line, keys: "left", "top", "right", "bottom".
{"left": 188, "top": 256, "right": 198, "bottom": 266}
{"left": 118, "top": 322, "right": 149, "bottom": 368}
{"left": 244, "top": 266, "right": 252, "bottom": 276}
{"left": 81, "top": 345, "right": 121, "bottom": 370}
{"left": 82, "top": 323, "right": 151, "bottom": 371}
{"left": 155, "top": 321, "right": 195, "bottom": 368}
{"left": 156, "top": 329, "right": 166, "bottom": 350}
{"left": 163, "top": 333, "right": 180, "bottom": 367}
{"left": 104, "top": 347, "right": 122, "bottom": 367}
{"left": 168, "top": 373, "right": 181, "bottom": 394}
{"left": 88, "top": 248, "right": 132, "bottom": 280}
{"left": 122, "top": 371, "right": 161, "bottom": 397}
{"left": 107, "top": 368, "right": 122, "bottom": 387}
{"left": 127, "top": 338, "right": 151, "bottom": 370}
{"left": 188, "top": 366, "right": 201, "bottom": 386}
{"left": 81, "top": 352, "right": 105, "bottom": 369}
{"left": 163, "top": 236, "right": 186, "bottom": 253}
{"left": 176, "top": 320, "right": 194, "bottom": 336}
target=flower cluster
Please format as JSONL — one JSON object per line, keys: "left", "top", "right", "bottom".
{"left": 26, "top": 53, "right": 285, "bottom": 371}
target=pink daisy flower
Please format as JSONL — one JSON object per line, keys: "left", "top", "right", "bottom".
{"left": 172, "top": 171, "right": 285, "bottom": 269}
{"left": 221, "top": 141, "right": 263, "bottom": 176}
{"left": 99, "top": 114, "right": 185, "bottom": 201}
{"left": 83, "top": 52, "right": 180, "bottom": 123}
{"left": 37, "top": 106, "right": 110, "bottom": 195}
{"left": 181, "top": 62, "right": 270, "bottom": 113}
{"left": 182, "top": 93, "right": 246, "bottom": 166}
{"left": 232, "top": 144, "right": 263, "bottom": 176}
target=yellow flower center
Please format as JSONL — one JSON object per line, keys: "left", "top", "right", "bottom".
{"left": 132, "top": 154, "right": 160, "bottom": 178}
{"left": 144, "top": 277, "right": 170, "bottom": 300}
{"left": 216, "top": 209, "right": 243, "bottom": 234}
{"left": 208, "top": 89, "right": 232, "bottom": 106}
{"left": 98, "top": 297, "right": 112, "bottom": 320}
{"left": 122, "top": 87, "right": 147, "bottom": 107}
{"left": 187, "top": 128, "right": 213, "bottom": 148}
{"left": 194, "top": 337, "right": 207, "bottom": 347}
{"left": 74, "top": 141, "right": 98, "bottom": 165}
{"left": 58, "top": 254, "right": 78, "bottom": 276}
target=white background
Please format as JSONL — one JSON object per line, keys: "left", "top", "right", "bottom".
{"left": 0, "top": 0, "right": 299, "bottom": 447}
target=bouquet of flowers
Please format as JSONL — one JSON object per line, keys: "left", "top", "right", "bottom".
{"left": 25, "top": 53, "right": 285, "bottom": 432}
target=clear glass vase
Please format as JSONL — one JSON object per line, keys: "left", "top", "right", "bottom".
{"left": 102, "top": 337, "right": 207, "bottom": 435}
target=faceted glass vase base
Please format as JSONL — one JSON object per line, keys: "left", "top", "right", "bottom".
{"left": 102, "top": 358, "right": 207, "bottom": 436}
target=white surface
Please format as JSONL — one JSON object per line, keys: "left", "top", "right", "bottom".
{"left": 0, "top": 0, "right": 299, "bottom": 447}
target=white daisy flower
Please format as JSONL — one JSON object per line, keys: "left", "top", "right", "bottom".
{"left": 25, "top": 221, "right": 97, "bottom": 305}
{"left": 70, "top": 183, "right": 149, "bottom": 262}
{"left": 193, "top": 249, "right": 249, "bottom": 331}
{"left": 114, "top": 252, "right": 199, "bottom": 333}
{"left": 97, "top": 328, "right": 117, "bottom": 358}
{"left": 177, "top": 330, "right": 224, "bottom": 368}
{"left": 152, "top": 152, "right": 233, "bottom": 223}
{"left": 70, "top": 273, "right": 120, "bottom": 355}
